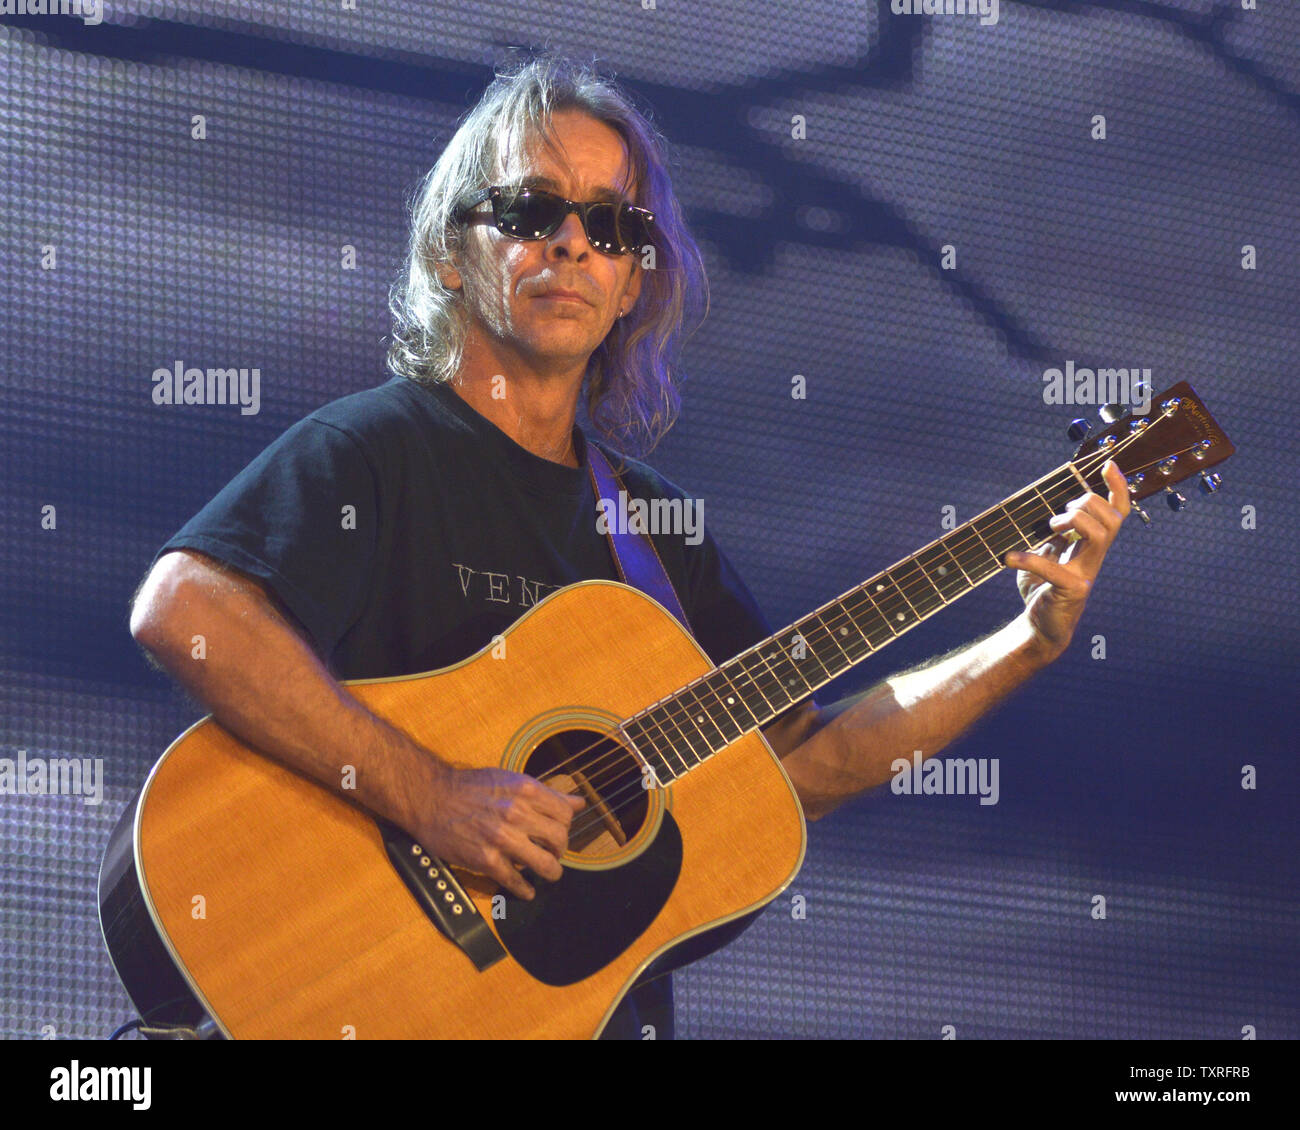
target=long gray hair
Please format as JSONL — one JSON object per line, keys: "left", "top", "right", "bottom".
{"left": 385, "top": 56, "right": 709, "bottom": 458}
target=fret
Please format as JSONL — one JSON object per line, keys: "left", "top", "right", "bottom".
{"left": 748, "top": 640, "right": 803, "bottom": 708}
{"left": 711, "top": 664, "right": 762, "bottom": 731}
{"left": 796, "top": 610, "right": 850, "bottom": 669}
{"left": 769, "top": 632, "right": 820, "bottom": 697}
{"left": 694, "top": 668, "right": 751, "bottom": 740}
{"left": 987, "top": 508, "right": 1031, "bottom": 555}
{"left": 936, "top": 535, "right": 976, "bottom": 584}
{"left": 949, "top": 526, "right": 1002, "bottom": 583}
{"left": 884, "top": 567, "right": 924, "bottom": 619}
{"left": 1013, "top": 491, "right": 1043, "bottom": 529}
{"left": 634, "top": 708, "right": 688, "bottom": 777}
{"left": 810, "top": 604, "right": 872, "bottom": 666}
{"left": 1018, "top": 472, "right": 1083, "bottom": 544}
{"left": 728, "top": 650, "right": 783, "bottom": 717}
{"left": 617, "top": 725, "right": 657, "bottom": 786}
{"left": 1021, "top": 486, "right": 1059, "bottom": 542}
{"left": 676, "top": 681, "right": 731, "bottom": 751}
{"left": 862, "top": 574, "right": 912, "bottom": 634}
{"left": 843, "top": 589, "right": 895, "bottom": 648}
{"left": 660, "top": 700, "right": 713, "bottom": 768}
{"left": 966, "top": 511, "right": 1014, "bottom": 566}
{"left": 639, "top": 704, "right": 701, "bottom": 776}
{"left": 784, "top": 619, "right": 837, "bottom": 684}
{"left": 892, "top": 558, "right": 946, "bottom": 616}
{"left": 623, "top": 716, "right": 679, "bottom": 785}
{"left": 915, "top": 542, "right": 970, "bottom": 600}
{"left": 1041, "top": 472, "right": 1082, "bottom": 512}
{"left": 1011, "top": 488, "right": 1049, "bottom": 542}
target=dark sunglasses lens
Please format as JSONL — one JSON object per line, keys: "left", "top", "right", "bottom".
{"left": 576, "top": 203, "right": 622, "bottom": 253}
{"left": 497, "top": 192, "right": 563, "bottom": 239}
{"left": 594, "top": 204, "right": 653, "bottom": 254}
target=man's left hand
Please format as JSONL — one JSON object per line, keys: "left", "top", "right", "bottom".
{"left": 1007, "top": 459, "right": 1130, "bottom": 658}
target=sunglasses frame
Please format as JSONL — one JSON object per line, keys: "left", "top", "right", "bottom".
{"left": 455, "top": 185, "right": 656, "bottom": 256}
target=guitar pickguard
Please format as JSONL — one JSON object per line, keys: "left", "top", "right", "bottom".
{"left": 494, "top": 812, "right": 682, "bottom": 986}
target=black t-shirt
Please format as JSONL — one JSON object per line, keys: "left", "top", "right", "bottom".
{"left": 157, "top": 374, "right": 779, "bottom": 1039}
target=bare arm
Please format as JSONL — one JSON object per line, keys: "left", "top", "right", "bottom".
{"left": 129, "top": 549, "right": 581, "bottom": 897}
{"left": 763, "top": 615, "right": 1052, "bottom": 820}
{"left": 763, "top": 461, "right": 1132, "bottom": 820}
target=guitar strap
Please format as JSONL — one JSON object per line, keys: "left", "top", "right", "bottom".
{"left": 585, "top": 440, "right": 693, "bottom": 635}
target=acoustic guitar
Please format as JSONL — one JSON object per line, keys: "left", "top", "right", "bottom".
{"left": 98, "top": 383, "right": 1234, "bottom": 1038}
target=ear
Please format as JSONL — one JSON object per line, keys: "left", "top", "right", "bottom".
{"left": 436, "top": 258, "right": 463, "bottom": 291}
{"left": 619, "top": 259, "right": 644, "bottom": 315}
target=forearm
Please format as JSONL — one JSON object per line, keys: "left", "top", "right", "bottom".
{"left": 781, "top": 613, "right": 1057, "bottom": 820}
{"left": 131, "top": 551, "right": 445, "bottom": 838}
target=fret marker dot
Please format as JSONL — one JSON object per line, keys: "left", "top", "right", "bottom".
{"left": 875, "top": 583, "right": 885, "bottom": 592}
{"left": 938, "top": 565, "right": 948, "bottom": 576}
{"left": 839, "top": 627, "right": 848, "bottom": 636}
{"left": 726, "top": 696, "right": 735, "bottom": 705}
{"left": 896, "top": 613, "right": 905, "bottom": 622}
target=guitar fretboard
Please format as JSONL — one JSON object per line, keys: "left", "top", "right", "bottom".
{"left": 620, "top": 461, "right": 1089, "bottom": 784}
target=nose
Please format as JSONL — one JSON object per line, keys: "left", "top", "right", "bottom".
{"left": 545, "top": 210, "right": 592, "bottom": 260}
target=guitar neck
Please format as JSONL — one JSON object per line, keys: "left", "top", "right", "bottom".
{"left": 621, "top": 459, "right": 1092, "bottom": 784}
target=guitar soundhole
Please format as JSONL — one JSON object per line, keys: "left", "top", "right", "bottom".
{"left": 525, "top": 729, "right": 649, "bottom": 859}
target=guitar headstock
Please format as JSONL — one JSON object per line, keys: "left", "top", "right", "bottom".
{"left": 1071, "top": 382, "right": 1235, "bottom": 509}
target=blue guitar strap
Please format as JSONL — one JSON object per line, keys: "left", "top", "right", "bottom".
{"left": 585, "top": 441, "right": 694, "bottom": 636}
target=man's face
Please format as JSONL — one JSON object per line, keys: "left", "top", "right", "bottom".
{"left": 444, "top": 109, "right": 645, "bottom": 373}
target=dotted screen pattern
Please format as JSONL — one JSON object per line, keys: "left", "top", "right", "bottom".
{"left": 1, "top": 1, "right": 1297, "bottom": 1040}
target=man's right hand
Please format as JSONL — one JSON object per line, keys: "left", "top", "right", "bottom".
{"left": 419, "top": 766, "right": 586, "bottom": 899}
{"left": 130, "top": 551, "right": 586, "bottom": 902}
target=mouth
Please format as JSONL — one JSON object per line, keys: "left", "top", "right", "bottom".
{"left": 534, "top": 289, "right": 590, "bottom": 306}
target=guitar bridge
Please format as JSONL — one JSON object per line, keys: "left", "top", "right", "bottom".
{"left": 377, "top": 820, "right": 506, "bottom": 972}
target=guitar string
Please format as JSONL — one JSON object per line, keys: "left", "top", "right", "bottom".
{"left": 550, "top": 424, "right": 1195, "bottom": 845}
{"left": 556, "top": 432, "right": 1167, "bottom": 844}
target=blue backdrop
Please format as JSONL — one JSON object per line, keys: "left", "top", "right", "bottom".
{"left": 1, "top": 0, "right": 1296, "bottom": 1039}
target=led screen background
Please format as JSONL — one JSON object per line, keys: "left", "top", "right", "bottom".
{"left": 1, "top": 1, "right": 1296, "bottom": 1038}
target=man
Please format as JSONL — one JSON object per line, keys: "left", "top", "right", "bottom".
{"left": 129, "top": 57, "right": 1129, "bottom": 1039}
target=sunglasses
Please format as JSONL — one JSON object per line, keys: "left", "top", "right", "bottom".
{"left": 454, "top": 185, "right": 656, "bottom": 256}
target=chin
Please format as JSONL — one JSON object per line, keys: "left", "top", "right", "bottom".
{"left": 525, "top": 324, "right": 598, "bottom": 349}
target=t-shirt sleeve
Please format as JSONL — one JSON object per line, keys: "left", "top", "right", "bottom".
{"left": 155, "top": 417, "right": 379, "bottom": 659}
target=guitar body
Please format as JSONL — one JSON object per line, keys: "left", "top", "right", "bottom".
{"left": 100, "top": 580, "right": 807, "bottom": 1039}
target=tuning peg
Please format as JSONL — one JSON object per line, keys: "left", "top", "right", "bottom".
{"left": 1099, "top": 403, "right": 1126, "bottom": 423}
{"left": 1164, "top": 486, "right": 1188, "bottom": 512}
{"left": 1198, "top": 472, "right": 1223, "bottom": 495}
{"left": 1131, "top": 502, "right": 1152, "bottom": 526}
{"left": 1067, "top": 418, "right": 1091, "bottom": 442}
